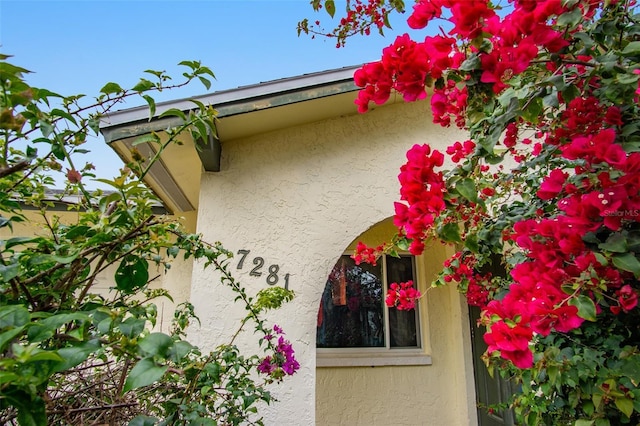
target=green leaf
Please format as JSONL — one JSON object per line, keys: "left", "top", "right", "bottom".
{"left": 575, "top": 420, "right": 594, "bottom": 426}
{"left": 0, "top": 263, "right": 19, "bottom": 282}
{"left": 88, "top": 116, "right": 101, "bottom": 134}
{"left": 622, "top": 41, "right": 640, "bottom": 56}
{"left": 133, "top": 78, "right": 155, "bottom": 92}
{"left": 100, "top": 82, "right": 124, "bottom": 95}
{"left": 599, "top": 232, "right": 628, "bottom": 253}
{"left": 13, "top": 393, "right": 47, "bottom": 426}
{"left": 42, "top": 312, "right": 89, "bottom": 329}
{"left": 40, "top": 120, "right": 54, "bottom": 138}
{"left": 615, "top": 396, "right": 634, "bottom": 418}
{"left": 128, "top": 416, "right": 159, "bottom": 426}
{"left": 26, "top": 350, "right": 64, "bottom": 363}
{"left": 169, "top": 340, "right": 195, "bottom": 362}
{"left": 138, "top": 332, "right": 174, "bottom": 357}
{"left": 0, "top": 326, "right": 25, "bottom": 351}
{"left": 439, "top": 222, "right": 462, "bottom": 243}
{"left": 132, "top": 132, "right": 160, "bottom": 147}
{"left": 455, "top": 178, "right": 479, "bottom": 203}
{"left": 198, "top": 76, "right": 212, "bottom": 90}
{"left": 50, "top": 252, "right": 80, "bottom": 264}
{"left": 464, "top": 234, "right": 479, "bottom": 253}
{"left": 123, "top": 357, "right": 168, "bottom": 392}
{"left": 204, "top": 362, "right": 221, "bottom": 382}
{"left": 118, "top": 317, "right": 146, "bottom": 338}
{"left": 459, "top": 55, "right": 480, "bottom": 72}
{"left": 325, "top": 0, "right": 336, "bottom": 17}
{"left": 50, "top": 108, "right": 77, "bottom": 125}
{"left": 0, "top": 305, "right": 29, "bottom": 328}
{"left": 28, "top": 254, "right": 56, "bottom": 266}
{"left": 547, "top": 365, "right": 559, "bottom": 385}
{"left": 395, "top": 237, "right": 410, "bottom": 251}
{"left": 27, "top": 324, "right": 55, "bottom": 342}
{"left": 556, "top": 7, "right": 582, "bottom": 27}
{"left": 51, "top": 141, "right": 65, "bottom": 160}
{"left": 142, "top": 94, "right": 156, "bottom": 119}
{"left": 64, "top": 225, "right": 91, "bottom": 240}
{"left": 115, "top": 256, "right": 149, "bottom": 293}
{"left": 54, "top": 340, "right": 101, "bottom": 372}
{"left": 187, "top": 419, "right": 216, "bottom": 426}
{"left": 158, "top": 108, "right": 187, "bottom": 121}
{"left": 0, "top": 371, "right": 19, "bottom": 385}
{"left": 569, "top": 294, "right": 597, "bottom": 322}
{"left": 612, "top": 253, "right": 640, "bottom": 277}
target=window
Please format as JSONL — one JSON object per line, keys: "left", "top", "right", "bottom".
{"left": 316, "top": 253, "right": 431, "bottom": 367}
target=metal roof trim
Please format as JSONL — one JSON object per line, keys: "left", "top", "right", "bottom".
{"left": 100, "top": 65, "right": 362, "bottom": 131}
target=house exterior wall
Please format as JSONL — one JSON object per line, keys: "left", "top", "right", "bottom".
{"left": 189, "top": 98, "right": 480, "bottom": 425}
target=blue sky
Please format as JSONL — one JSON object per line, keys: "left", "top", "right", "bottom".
{"left": 0, "top": 0, "right": 421, "bottom": 183}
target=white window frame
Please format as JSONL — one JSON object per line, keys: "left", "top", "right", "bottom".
{"left": 316, "top": 253, "right": 432, "bottom": 367}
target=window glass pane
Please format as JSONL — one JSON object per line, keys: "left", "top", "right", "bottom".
{"left": 386, "top": 256, "right": 419, "bottom": 348}
{"left": 316, "top": 256, "right": 384, "bottom": 348}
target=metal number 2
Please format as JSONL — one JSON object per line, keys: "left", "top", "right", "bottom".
{"left": 250, "top": 257, "right": 264, "bottom": 276}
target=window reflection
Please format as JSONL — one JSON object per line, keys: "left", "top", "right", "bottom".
{"left": 316, "top": 255, "right": 420, "bottom": 349}
{"left": 317, "top": 256, "right": 384, "bottom": 348}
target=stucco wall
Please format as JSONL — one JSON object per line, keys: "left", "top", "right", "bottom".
{"left": 189, "top": 99, "right": 477, "bottom": 425}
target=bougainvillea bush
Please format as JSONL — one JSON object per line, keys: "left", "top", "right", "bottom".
{"left": 303, "top": 0, "right": 640, "bottom": 424}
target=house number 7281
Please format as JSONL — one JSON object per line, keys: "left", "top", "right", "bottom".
{"left": 236, "top": 249, "right": 290, "bottom": 290}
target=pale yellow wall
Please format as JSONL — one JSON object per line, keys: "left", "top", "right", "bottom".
{"left": 188, "top": 97, "right": 478, "bottom": 425}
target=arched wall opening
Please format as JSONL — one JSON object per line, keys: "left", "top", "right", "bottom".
{"left": 314, "top": 218, "right": 478, "bottom": 425}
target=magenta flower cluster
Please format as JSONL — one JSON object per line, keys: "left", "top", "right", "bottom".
{"left": 257, "top": 324, "right": 300, "bottom": 379}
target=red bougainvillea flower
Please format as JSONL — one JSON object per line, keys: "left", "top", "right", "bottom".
{"left": 537, "top": 169, "right": 569, "bottom": 200}
{"left": 393, "top": 144, "right": 447, "bottom": 253}
{"left": 447, "top": 0, "right": 496, "bottom": 40}
{"left": 354, "top": 62, "right": 392, "bottom": 113}
{"left": 386, "top": 280, "right": 422, "bottom": 310}
{"left": 446, "top": 140, "right": 476, "bottom": 163}
{"left": 483, "top": 321, "right": 534, "bottom": 368}
{"left": 407, "top": 0, "right": 444, "bottom": 29}
{"left": 352, "top": 242, "right": 384, "bottom": 265}
{"left": 617, "top": 285, "right": 638, "bottom": 312}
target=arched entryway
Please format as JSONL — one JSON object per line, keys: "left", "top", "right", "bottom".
{"left": 314, "top": 218, "right": 479, "bottom": 425}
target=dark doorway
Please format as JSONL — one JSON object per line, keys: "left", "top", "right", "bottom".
{"left": 469, "top": 305, "right": 517, "bottom": 426}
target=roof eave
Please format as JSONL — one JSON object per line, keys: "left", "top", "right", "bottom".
{"left": 100, "top": 65, "right": 361, "bottom": 143}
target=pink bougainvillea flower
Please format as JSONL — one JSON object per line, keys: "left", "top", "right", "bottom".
{"left": 386, "top": 280, "right": 422, "bottom": 310}
{"left": 537, "top": 169, "right": 568, "bottom": 200}
{"left": 407, "top": 0, "right": 444, "bottom": 29}
{"left": 484, "top": 321, "right": 533, "bottom": 368}
{"left": 352, "top": 242, "right": 384, "bottom": 265}
{"left": 257, "top": 325, "right": 299, "bottom": 378}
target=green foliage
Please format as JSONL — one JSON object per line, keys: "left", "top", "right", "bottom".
{"left": 0, "top": 55, "right": 294, "bottom": 425}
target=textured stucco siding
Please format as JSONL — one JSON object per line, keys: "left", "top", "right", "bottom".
{"left": 188, "top": 99, "right": 476, "bottom": 425}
